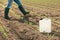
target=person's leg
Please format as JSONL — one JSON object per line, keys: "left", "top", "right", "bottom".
{"left": 6, "top": 0, "right": 13, "bottom": 8}
{"left": 14, "top": 0, "right": 22, "bottom": 6}
{"left": 4, "top": 0, "right": 13, "bottom": 19}
{"left": 14, "top": 0, "right": 29, "bottom": 15}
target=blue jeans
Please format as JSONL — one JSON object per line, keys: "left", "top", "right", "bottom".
{"left": 6, "top": 0, "right": 22, "bottom": 8}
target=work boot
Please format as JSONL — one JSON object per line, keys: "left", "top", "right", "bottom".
{"left": 4, "top": 7, "right": 10, "bottom": 20}
{"left": 18, "top": 5, "right": 30, "bottom": 15}
{"left": 24, "top": 12, "right": 32, "bottom": 17}
{"left": 18, "top": 5, "right": 32, "bottom": 19}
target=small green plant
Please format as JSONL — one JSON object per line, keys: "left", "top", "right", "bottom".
{"left": 29, "top": 22, "right": 33, "bottom": 25}
{"left": 49, "top": 34, "right": 54, "bottom": 40}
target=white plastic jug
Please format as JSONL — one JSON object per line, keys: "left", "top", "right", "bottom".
{"left": 39, "top": 18, "right": 51, "bottom": 33}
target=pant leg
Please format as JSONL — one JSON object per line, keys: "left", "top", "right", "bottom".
{"left": 14, "top": 0, "right": 28, "bottom": 15}
{"left": 6, "top": 0, "right": 13, "bottom": 8}
{"left": 14, "top": 0, "right": 22, "bottom": 6}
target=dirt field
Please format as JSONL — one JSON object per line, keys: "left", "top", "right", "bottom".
{"left": 0, "top": 0, "right": 60, "bottom": 40}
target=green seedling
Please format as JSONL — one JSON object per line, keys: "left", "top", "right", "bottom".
{"left": 48, "top": 33, "right": 54, "bottom": 40}
{"left": 28, "top": 22, "right": 33, "bottom": 25}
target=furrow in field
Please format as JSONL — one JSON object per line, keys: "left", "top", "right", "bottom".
{"left": 0, "top": 17, "right": 21, "bottom": 40}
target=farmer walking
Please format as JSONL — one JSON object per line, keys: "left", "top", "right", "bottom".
{"left": 4, "top": 0, "right": 31, "bottom": 20}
